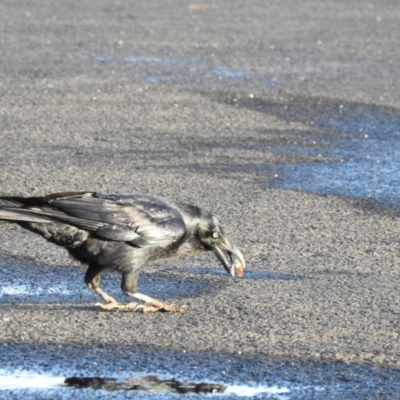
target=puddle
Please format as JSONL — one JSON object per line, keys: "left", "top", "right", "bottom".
{"left": 0, "top": 260, "right": 210, "bottom": 304}
{"left": 0, "top": 369, "right": 291, "bottom": 398}
{"left": 0, "top": 343, "right": 399, "bottom": 399}
{"left": 182, "top": 268, "right": 300, "bottom": 281}
{"left": 267, "top": 130, "right": 400, "bottom": 208}
{"left": 268, "top": 157, "right": 399, "bottom": 207}
{"left": 209, "top": 93, "right": 400, "bottom": 209}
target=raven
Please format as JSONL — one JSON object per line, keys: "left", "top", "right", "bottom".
{"left": 0, "top": 191, "right": 245, "bottom": 313}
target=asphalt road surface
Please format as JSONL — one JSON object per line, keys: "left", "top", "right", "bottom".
{"left": 1, "top": 0, "right": 400, "bottom": 397}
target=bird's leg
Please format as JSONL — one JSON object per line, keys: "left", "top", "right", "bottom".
{"left": 97, "top": 271, "right": 185, "bottom": 313}
{"left": 123, "top": 271, "right": 185, "bottom": 313}
{"left": 85, "top": 266, "right": 141, "bottom": 311}
{"left": 84, "top": 265, "right": 118, "bottom": 307}
{"left": 85, "top": 270, "right": 185, "bottom": 313}
{"left": 91, "top": 269, "right": 143, "bottom": 312}
{"left": 89, "top": 284, "right": 117, "bottom": 305}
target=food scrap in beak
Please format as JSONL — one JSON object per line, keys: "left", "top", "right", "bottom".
{"left": 233, "top": 258, "right": 244, "bottom": 278}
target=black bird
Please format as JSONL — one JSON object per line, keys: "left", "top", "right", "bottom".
{"left": 0, "top": 191, "right": 245, "bottom": 312}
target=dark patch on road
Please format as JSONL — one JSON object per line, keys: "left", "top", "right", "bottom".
{"left": 64, "top": 375, "right": 227, "bottom": 394}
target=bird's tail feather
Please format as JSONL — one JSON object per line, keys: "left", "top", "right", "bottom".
{"left": 0, "top": 207, "right": 52, "bottom": 224}
{"left": 0, "top": 205, "right": 100, "bottom": 231}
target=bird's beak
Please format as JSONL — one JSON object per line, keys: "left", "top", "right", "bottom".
{"left": 212, "top": 237, "right": 245, "bottom": 277}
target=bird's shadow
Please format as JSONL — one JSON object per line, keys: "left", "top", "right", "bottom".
{"left": 0, "top": 259, "right": 300, "bottom": 308}
{"left": 172, "top": 267, "right": 301, "bottom": 281}
{"left": 0, "top": 260, "right": 212, "bottom": 305}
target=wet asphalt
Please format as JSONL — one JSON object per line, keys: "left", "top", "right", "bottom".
{"left": 1, "top": 0, "right": 400, "bottom": 398}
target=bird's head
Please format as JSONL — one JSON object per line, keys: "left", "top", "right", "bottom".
{"left": 195, "top": 216, "right": 245, "bottom": 277}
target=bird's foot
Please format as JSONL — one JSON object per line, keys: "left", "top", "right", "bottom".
{"left": 95, "top": 301, "right": 141, "bottom": 312}
{"left": 102, "top": 294, "right": 118, "bottom": 304}
{"left": 95, "top": 291, "right": 186, "bottom": 313}
{"left": 96, "top": 301, "right": 185, "bottom": 313}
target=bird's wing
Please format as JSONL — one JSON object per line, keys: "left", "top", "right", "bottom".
{"left": 47, "top": 192, "right": 186, "bottom": 247}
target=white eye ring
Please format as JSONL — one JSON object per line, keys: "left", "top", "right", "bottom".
{"left": 213, "top": 232, "right": 219, "bottom": 238}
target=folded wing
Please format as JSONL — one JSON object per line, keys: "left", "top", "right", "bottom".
{"left": 1, "top": 192, "right": 186, "bottom": 248}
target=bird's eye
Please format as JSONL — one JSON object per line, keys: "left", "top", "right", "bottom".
{"left": 213, "top": 232, "right": 219, "bottom": 238}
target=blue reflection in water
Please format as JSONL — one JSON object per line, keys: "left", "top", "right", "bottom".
{"left": 268, "top": 113, "right": 400, "bottom": 208}
{"left": 92, "top": 56, "right": 108, "bottom": 64}
{"left": 264, "top": 76, "right": 280, "bottom": 88}
{"left": 122, "top": 57, "right": 179, "bottom": 64}
{"left": 145, "top": 75, "right": 171, "bottom": 83}
{"left": 213, "top": 68, "right": 250, "bottom": 78}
